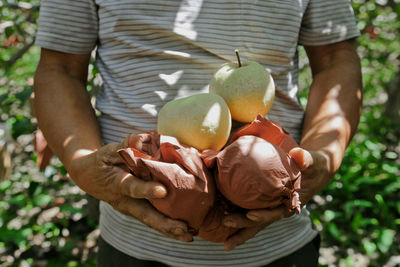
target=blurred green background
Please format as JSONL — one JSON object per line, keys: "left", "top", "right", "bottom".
{"left": 0, "top": 0, "right": 399, "bottom": 266}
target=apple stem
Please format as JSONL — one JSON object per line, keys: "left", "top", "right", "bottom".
{"left": 235, "top": 49, "right": 242, "bottom": 68}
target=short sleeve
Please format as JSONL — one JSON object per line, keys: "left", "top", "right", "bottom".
{"left": 299, "top": 0, "right": 360, "bottom": 46}
{"left": 35, "top": 0, "right": 98, "bottom": 54}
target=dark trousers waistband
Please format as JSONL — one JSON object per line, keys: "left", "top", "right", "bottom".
{"left": 96, "top": 234, "right": 320, "bottom": 267}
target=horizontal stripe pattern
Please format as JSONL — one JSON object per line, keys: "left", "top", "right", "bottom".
{"left": 299, "top": 0, "right": 360, "bottom": 45}
{"left": 35, "top": 0, "right": 359, "bottom": 265}
{"left": 99, "top": 202, "right": 318, "bottom": 267}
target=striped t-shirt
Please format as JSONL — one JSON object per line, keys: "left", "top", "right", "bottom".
{"left": 36, "top": 1, "right": 359, "bottom": 266}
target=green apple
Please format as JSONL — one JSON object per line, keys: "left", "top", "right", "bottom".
{"left": 157, "top": 93, "right": 232, "bottom": 151}
{"left": 209, "top": 50, "right": 275, "bottom": 122}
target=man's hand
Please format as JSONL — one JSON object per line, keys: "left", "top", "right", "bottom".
{"left": 34, "top": 49, "right": 193, "bottom": 243}
{"left": 222, "top": 147, "right": 329, "bottom": 251}
{"left": 68, "top": 134, "right": 194, "bottom": 242}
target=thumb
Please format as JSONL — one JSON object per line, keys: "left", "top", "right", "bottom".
{"left": 288, "top": 147, "right": 313, "bottom": 171}
{"left": 121, "top": 133, "right": 153, "bottom": 150}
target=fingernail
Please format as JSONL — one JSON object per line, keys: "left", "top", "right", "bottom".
{"left": 224, "top": 243, "right": 235, "bottom": 251}
{"left": 179, "top": 235, "right": 193, "bottom": 242}
{"left": 223, "top": 220, "right": 235, "bottom": 227}
{"left": 173, "top": 228, "right": 185, "bottom": 236}
{"left": 246, "top": 214, "right": 260, "bottom": 221}
{"left": 153, "top": 186, "right": 167, "bottom": 198}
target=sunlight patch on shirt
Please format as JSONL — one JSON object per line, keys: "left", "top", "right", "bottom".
{"left": 199, "top": 84, "right": 209, "bottom": 94}
{"left": 322, "top": 21, "right": 333, "bottom": 34}
{"left": 164, "top": 50, "right": 191, "bottom": 58}
{"left": 142, "top": 104, "right": 158, "bottom": 117}
{"left": 159, "top": 70, "right": 184, "bottom": 86}
{"left": 336, "top": 25, "right": 348, "bottom": 38}
{"left": 155, "top": 90, "right": 168, "bottom": 100}
{"left": 173, "top": 0, "right": 203, "bottom": 40}
{"left": 175, "top": 84, "right": 209, "bottom": 99}
{"left": 176, "top": 85, "right": 192, "bottom": 99}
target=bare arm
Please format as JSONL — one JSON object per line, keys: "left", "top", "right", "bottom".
{"left": 34, "top": 48, "right": 193, "bottom": 242}
{"left": 302, "top": 39, "right": 363, "bottom": 166}
{"left": 34, "top": 48, "right": 102, "bottom": 172}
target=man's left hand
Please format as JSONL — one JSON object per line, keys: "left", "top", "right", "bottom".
{"left": 222, "top": 147, "right": 332, "bottom": 251}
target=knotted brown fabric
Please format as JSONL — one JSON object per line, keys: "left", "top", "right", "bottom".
{"left": 118, "top": 131, "right": 216, "bottom": 232}
{"left": 203, "top": 115, "right": 302, "bottom": 214}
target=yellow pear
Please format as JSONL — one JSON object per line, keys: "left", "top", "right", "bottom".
{"left": 157, "top": 93, "right": 232, "bottom": 151}
{"left": 209, "top": 50, "right": 275, "bottom": 122}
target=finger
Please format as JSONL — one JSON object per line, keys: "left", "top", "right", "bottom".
{"left": 123, "top": 133, "right": 152, "bottom": 150}
{"left": 288, "top": 147, "right": 313, "bottom": 170}
{"left": 246, "top": 206, "right": 292, "bottom": 223}
{"left": 224, "top": 225, "right": 264, "bottom": 251}
{"left": 223, "top": 213, "right": 260, "bottom": 228}
{"left": 119, "top": 172, "right": 167, "bottom": 199}
{"left": 115, "top": 197, "right": 193, "bottom": 242}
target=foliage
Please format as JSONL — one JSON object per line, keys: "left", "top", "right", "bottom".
{"left": 0, "top": 0, "right": 399, "bottom": 266}
{"left": 1, "top": 1, "right": 99, "bottom": 266}
{"left": 301, "top": 1, "right": 400, "bottom": 266}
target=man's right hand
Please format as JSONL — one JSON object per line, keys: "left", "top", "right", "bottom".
{"left": 67, "top": 134, "right": 193, "bottom": 243}
{"left": 34, "top": 49, "right": 192, "bottom": 242}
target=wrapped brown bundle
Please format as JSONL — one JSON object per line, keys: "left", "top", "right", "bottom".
{"left": 203, "top": 116, "right": 302, "bottom": 214}
{"left": 118, "top": 131, "right": 216, "bottom": 232}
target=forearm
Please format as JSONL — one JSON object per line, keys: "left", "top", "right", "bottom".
{"left": 34, "top": 55, "right": 102, "bottom": 172}
{"left": 301, "top": 41, "right": 363, "bottom": 175}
